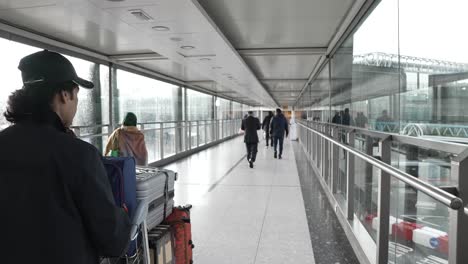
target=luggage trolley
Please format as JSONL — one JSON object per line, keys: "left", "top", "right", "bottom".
{"left": 135, "top": 167, "right": 177, "bottom": 264}
{"left": 103, "top": 167, "right": 177, "bottom": 264}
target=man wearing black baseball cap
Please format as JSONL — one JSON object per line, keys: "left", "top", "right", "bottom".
{"left": 0, "top": 50, "right": 131, "bottom": 264}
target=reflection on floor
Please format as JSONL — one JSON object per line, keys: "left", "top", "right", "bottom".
{"left": 164, "top": 136, "right": 315, "bottom": 264}
{"left": 292, "top": 141, "right": 361, "bottom": 264}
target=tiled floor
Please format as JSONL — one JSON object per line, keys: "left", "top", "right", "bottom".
{"left": 164, "top": 136, "right": 315, "bottom": 264}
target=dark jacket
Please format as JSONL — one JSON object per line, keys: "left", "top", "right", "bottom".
{"left": 342, "top": 113, "right": 351, "bottom": 126}
{"left": 0, "top": 111, "right": 131, "bottom": 264}
{"left": 270, "top": 113, "right": 289, "bottom": 138}
{"left": 241, "top": 115, "right": 261, "bottom": 143}
{"left": 262, "top": 114, "right": 273, "bottom": 133}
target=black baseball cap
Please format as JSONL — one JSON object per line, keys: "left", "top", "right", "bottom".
{"left": 18, "top": 50, "right": 94, "bottom": 89}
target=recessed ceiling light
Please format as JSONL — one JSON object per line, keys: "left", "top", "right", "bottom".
{"left": 152, "top": 26, "right": 170, "bottom": 31}
{"left": 170, "top": 37, "right": 183, "bottom": 42}
{"left": 180, "top": 45, "right": 195, "bottom": 50}
{"left": 107, "top": 0, "right": 125, "bottom": 2}
{"left": 200, "top": 58, "right": 211, "bottom": 61}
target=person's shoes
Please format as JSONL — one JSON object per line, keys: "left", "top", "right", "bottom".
{"left": 279, "top": 154, "right": 282, "bottom": 159}
{"left": 249, "top": 161, "right": 254, "bottom": 168}
{"left": 274, "top": 152, "right": 277, "bottom": 159}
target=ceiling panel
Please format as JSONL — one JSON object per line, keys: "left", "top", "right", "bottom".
{"left": 198, "top": 0, "right": 355, "bottom": 49}
{"left": 134, "top": 60, "right": 209, "bottom": 82}
{"left": 0, "top": 0, "right": 56, "bottom": 10}
{"left": 262, "top": 80, "right": 305, "bottom": 92}
{"left": 243, "top": 54, "right": 320, "bottom": 79}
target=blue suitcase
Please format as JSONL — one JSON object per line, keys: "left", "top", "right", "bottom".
{"left": 102, "top": 157, "right": 138, "bottom": 257}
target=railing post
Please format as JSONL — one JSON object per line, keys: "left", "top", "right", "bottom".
{"left": 376, "top": 136, "right": 391, "bottom": 264}
{"left": 323, "top": 125, "right": 330, "bottom": 181}
{"left": 346, "top": 130, "right": 355, "bottom": 221}
{"left": 197, "top": 121, "right": 200, "bottom": 147}
{"left": 332, "top": 126, "right": 339, "bottom": 193}
{"left": 205, "top": 120, "right": 208, "bottom": 143}
{"left": 221, "top": 120, "right": 224, "bottom": 139}
{"left": 159, "top": 123, "right": 164, "bottom": 160}
{"left": 188, "top": 122, "right": 192, "bottom": 150}
{"left": 318, "top": 124, "right": 322, "bottom": 172}
{"left": 175, "top": 122, "right": 180, "bottom": 154}
{"left": 449, "top": 149, "right": 468, "bottom": 264}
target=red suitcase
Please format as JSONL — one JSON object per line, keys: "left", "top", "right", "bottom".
{"left": 438, "top": 235, "right": 449, "bottom": 255}
{"left": 163, "top": 205, "right": 194, "bottom": 264}
{"left": 392, "top": 221, "right": 422, "bottom": 241}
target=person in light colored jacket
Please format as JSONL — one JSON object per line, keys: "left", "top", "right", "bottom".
{"left": 105, "top": 112, "right": 148, "bottom": 166}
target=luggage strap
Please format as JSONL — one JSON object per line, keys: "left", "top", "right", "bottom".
{"left": 161, "top": 170, "right": 170, "bottom": 220}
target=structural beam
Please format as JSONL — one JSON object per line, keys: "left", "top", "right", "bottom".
{"left": 109, "top": 53, "right": 167, "bottom": 62}
{"left": 238, "top": 47, "right": 327, "bottom": 56}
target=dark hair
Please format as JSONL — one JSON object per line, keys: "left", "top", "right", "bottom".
{"left": 268, "top": 111, "right": 273, "bottom": 116}
{"left": 247, "top": 111, "right": 253, "bottom": 115}
{"left": 4, "top": 81, "right": 77, "bottom": 124}
{"left": 276, "top": 108, "right": 282, "bottom": 114}
{"left": 123, "top": 112, "right": 137, "bottom": 126}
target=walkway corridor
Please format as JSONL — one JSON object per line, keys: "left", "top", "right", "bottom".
{"left": 164, "top": 136, "right": 315, "bottom": 264}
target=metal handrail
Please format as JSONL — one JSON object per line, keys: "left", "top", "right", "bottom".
{"left": 304, "top": 120, "right": 468, "bottom": 155}
{"left": 298, "top": 122, "right": 464, "bottom": 210}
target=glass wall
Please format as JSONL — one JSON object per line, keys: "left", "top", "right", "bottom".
{"left": 0, "top": 38, "right": 40, "bottom": 130}
{"left": 114, "top": 69, "right": 180, "bottom": 160}
{"left": 216, "top": 97, "right": 231, "bottom": 119}
{"left": 186, "top": 89, "right": 213, "bottom": 121}
{"left": 232, "top": 102, "right": 243, "bottom": 119}
{"left": 296, "top": 1, "right": 468, "bottom": 262}
{"left": 0, "top": 36, "right": 246, "bottom": 163}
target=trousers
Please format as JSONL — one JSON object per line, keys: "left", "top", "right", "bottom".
{"left": 265, "top": 132, "right": 273, "bottom": 146}
{"left": 245, "top": 143, "right": 258, "bottom": 162}
{"left": 273, "top": 136, "right": 284, "bottom": 155}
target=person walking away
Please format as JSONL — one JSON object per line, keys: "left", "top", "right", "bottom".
{"left": 332, "top": 111, "right": 341, "bottom": 124}
{"left": 270, "top": 108, "right": 289, "bottom": 159}
{"left": 262, "top": 111, "right": 274, "bottom": 147}
{"left": 355, "top": 112, "right": 368, "bottom": 128}
{"left": 105, "top": 112, "right": 148, "bottom": 166}
{"left": 342, "top": 108, "right": 351, "bottom": 126}
{"left": 0, "top": 50, "right": 130, "bottom": 264}
{"left": 241, "top": 111, "right": 261, "bottom": 168}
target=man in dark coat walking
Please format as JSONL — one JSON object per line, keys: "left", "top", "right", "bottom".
{"left": 241, "top": 111, "right": 261, "bottom": 168}
{"left": 270, "top": 108, "right": 289, "bottom": 159}
{"left": 262, "top": 111, "right": 274, "bottom": 147}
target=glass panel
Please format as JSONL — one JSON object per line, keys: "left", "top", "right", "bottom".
{"left": 142, "top": 128, "right": 160, "bottom": 162}
{"left": 216, "top": 98, "right": 231, "bottom": 119}
{"left": 0, "top": 38, "right": 40, "bottom": 130}
{"left": 232, "top": 102, "right": 242, "bottom": 119}
{"left": 163, "top": 123, "right": 176, "bottom": 157}
{"left": 191, "top": 122, "right": 198, "bottom": 148}
{"left": 206, "top": 121, "right": 213, "bottom": 143}
{"left": 399, "top": 0, "right": 468, "bottom": 139}
{"left": 351, "top": 159, "right": 380, "bottom": 263}
{"left": 334, "top": 127, "right": 349, "bottom": 211}
{"left": 199, "top": 122, "right": 206, "bottom": 146}
{"left": 353, "top": 143, "right": 380, "bottom": 243}
{"left": 388, "top": 180, "right": 450, "bottom": 264}
{"left": 114, "top": 69, "right": 177, "bottom": 124}
{"left": 186, "top": 89, "right": 213, "bottom": 121}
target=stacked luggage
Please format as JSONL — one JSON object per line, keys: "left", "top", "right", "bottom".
{"left": 136, "top": 166, "right": 177, "bottom": 229}
{"left": 102, "top": 157, "right": 194, "bottom": 264}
